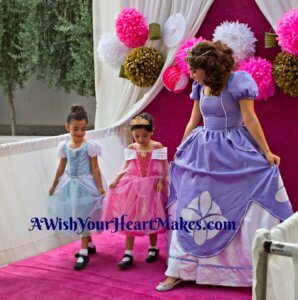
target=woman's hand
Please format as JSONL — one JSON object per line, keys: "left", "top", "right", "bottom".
{"left": 49, "top": 187, "right": 55, "bottom": 196}
{"left": 265, "top": 152, "right": 280, "bottom": 167}
{"left": 157, "top": 179, "right": 164, "bottom": 192}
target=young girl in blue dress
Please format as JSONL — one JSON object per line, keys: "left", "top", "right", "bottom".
{"left": 156, "top": 41, "right": 293, "bottom": 291}
{"left": 49, "top": 105, "right": 106, "bottom": 271}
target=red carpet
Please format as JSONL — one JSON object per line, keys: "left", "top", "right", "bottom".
{"left": 0, "top": 232, "right": 251, "bottom": 299}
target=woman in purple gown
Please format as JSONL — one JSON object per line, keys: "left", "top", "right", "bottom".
{"left": 156, "top": 41, "right": 293, "bottom": 291}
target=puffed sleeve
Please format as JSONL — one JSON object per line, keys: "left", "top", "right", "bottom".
{"left": 87, "top": 140, "right": 102, "bottom": 157}
{"left": 190, "top": 80, "right": 202, "bottom": 100}
{"left": 228, "top": 71, "right": 258, "bottom": 101}
{"left": 57, "top": 141, "right": 67, "bottom": 158}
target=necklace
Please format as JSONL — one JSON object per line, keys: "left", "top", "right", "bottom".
{"left": 140, "top": 150, "right": 146, "bottom": 157}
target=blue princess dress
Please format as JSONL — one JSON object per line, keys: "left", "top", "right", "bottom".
{"left": 165, "top": 71, "right": 293, "bottom": 286}
{"left": 48, "top": 140, "right": 106, "bottom": 236}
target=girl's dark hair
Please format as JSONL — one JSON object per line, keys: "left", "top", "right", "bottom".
{"left": 67, "top": 105, "right": 88, "bottom": 123}
{"left": 186, "top": 41, "right": 235, "bottom": 96}
{"left": 130, "top": 113, "right": 154, "bottom": 132}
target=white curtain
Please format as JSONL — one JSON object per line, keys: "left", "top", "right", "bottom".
{"left": 252, "top": 212, "right": 298, "bottom": 300}
{"left": 0, "top": 0, "right": 214, "bottom": 265}
{"left": 255, "top": 0, "right": 298, "bottom": 30}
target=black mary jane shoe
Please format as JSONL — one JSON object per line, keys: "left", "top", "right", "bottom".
{"left": 74, "top": 246, "right": 96, "bottom": 258}
{"left": 74, "top": 254, "right": 89, "bottom": 271}
{"left": 146, "top": 248, "right": 159, "bottom": 263}
{"left": 118, "top": 254, "right": 133, "bottom": 270}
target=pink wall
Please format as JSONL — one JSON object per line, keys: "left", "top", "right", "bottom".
{"left": 146, "top": 0, "right": 298, "bottom": 211}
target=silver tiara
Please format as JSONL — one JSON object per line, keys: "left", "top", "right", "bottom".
{"left": 187, "top": 49, "right": 212, "bottom": 59}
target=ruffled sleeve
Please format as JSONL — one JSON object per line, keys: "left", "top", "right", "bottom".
{"left": 152, "top": 147, "right": 167, "bottom": 160}
{"left": 190, "top": 81, "right": 202, "bottom": 100}
{"left": 228, "top": 71, "right": 258, "bottom": 101}
{"left": 57, "top": 141, "right": 67, "bottom": 158}
{"left": 124, "top": 148, "right": 137, "bottom": 161}
{"left": 87, "top": 140, "right": 102, "bottom": 157}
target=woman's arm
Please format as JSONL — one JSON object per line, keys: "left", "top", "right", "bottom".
{"left": 239, "top": 99, "right": 280, "bottom": 166}
{"left": 90, "top": 156, "right": 105, "bottom": 195}
{"left": 49, "top": 158, "right": 67, "bottom": 195}
{"left": 154, "top": 142, "right": 167, "bottom": 192}
{"left": 181, "top": 100, "right": 202, "bottom": 143}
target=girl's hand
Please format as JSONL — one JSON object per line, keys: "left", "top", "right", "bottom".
{"left": 49, "top": 187, "right": 55, "bottom": 196}
{"left": 98, "top": 187, "right": 105, "bottom": 196}
{"left": 109, "top": 180, "right": 119, "bottom": 189}
{"left": 157, "top": 179, "right": 164, "bottom": 192}
{"left": 265, "top": 152, "right": 280, "bottom": 167}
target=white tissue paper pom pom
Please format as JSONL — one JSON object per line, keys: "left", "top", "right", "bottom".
{"left": 213, "top": 21, "right": 257, "bottom": 64}
{"left": 97, "top": 33, "right": 130, "bottom": 70}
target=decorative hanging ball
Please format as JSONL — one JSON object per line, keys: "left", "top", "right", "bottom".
{"left": 123, "top": 47, "right": 164, "bottom": 87}
{"left": 276, "top": 9, "right": 298, "bottom": 55}
{"left": 115, "top": 7, "right": 149, "bottom": 48}
{"left": 213, "top": 21, "right": 257, "bottom": 63}
{"left": 162, "top": 65, "right": 190, "bottom": 93}
{"left": 238, "top": 57, "right": 276, "bottom": 101}
{"left": 273, "top": 52, "right": 298, "bottom": 96}
{"left": 97, "top": 33, "right": 130, "bottom": 70}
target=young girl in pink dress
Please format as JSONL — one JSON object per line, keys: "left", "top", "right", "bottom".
{"left": 104, "top": 113, "right": 168, "bottom": 269}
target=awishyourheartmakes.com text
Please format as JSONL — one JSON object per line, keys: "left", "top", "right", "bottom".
{"left": 28, "top": 215, "right": 236, "bottom": 235}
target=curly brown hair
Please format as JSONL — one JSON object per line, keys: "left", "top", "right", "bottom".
{"left": 186, "top": 41, "right": 235, "bottom": 96}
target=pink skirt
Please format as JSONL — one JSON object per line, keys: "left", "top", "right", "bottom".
{"left": 103, "top": 175, "right": 167, "bottom": 236}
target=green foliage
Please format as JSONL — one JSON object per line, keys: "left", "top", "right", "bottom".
{"left": 0, "top": 0, "right": 94, "bottom": 96}
{"left": 37, "top": 0, "right": 94, "bottom": 96}
{"left": 0, "top": 0, "right": 41, "bottom": 92}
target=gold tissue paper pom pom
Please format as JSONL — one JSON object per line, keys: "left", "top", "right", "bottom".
{"left": 124, "top": 47, "right": 164, "bottom": 87}
{"left": 273, "top": 52, "right": 298, "bottom": 96}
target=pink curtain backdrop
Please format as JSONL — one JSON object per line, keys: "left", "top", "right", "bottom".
{"left": 146, "top": 0, "right": 298, "bottom": 211}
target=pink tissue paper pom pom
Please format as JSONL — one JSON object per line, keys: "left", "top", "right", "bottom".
{"left": 175, "top": 37, "right": 205, "bottom": 75}
{"left": 162, "top": 65, "right": 189, "bottom": 93}
{"left": 116, "top": 7, "right": 149, "bottom": 48}
{"left": 276, "top": 9, "right": 298, "bottom": 56}
{"left": 238, "top": 57, "right": 276, "bottom": 101}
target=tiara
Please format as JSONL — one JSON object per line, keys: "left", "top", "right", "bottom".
{"left": 130, "top": 116, "right": 150, "bottom": 126}
{"left": 187, "top": 49, "right": 212, "bottom": 59}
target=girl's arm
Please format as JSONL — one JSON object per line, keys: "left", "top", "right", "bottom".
{"left": 109, "top": 161, "right": 129, "bottom": 189}
{"left": 239, "top": 99, "right": 280, "bottom": 167}
{"left": 109, "top": 144, "right": 134, "bottom": 188}
{"left": 49, "top": 158, "right": 67, "bottom": 195}
{"left": 90, "top": 156, "right": 105, "bottom": 195}
{"left": 181, "top": 100, "right": 202, "bottom": 143}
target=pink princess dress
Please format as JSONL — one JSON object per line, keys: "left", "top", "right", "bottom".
{"left": 104, "top": 143, "right": 168, "bottom": 236}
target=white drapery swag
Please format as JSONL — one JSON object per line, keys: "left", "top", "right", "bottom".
{"left": 0, "top": 0, "right": 214, "bottom": 265}
{"left": 255, "top": 0, "right": 298, "bottom": 30}
{"left": 252, "top": 212, "right": 298, "bottom": 300}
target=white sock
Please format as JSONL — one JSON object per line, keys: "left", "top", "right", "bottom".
{"left": 149, "top": 245, "right": 158, "bottom": 250}
{"left": 125, "top": 250, "right": 133, "bottom": 256}
{"left": 88, "top": 241, "right": 95, "bottom": 248}
{"left": 79, "top": 249, "right": 88, "bottom": 256}
{"left": 148, "top": 246, "right": 158, "bottom": 256}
